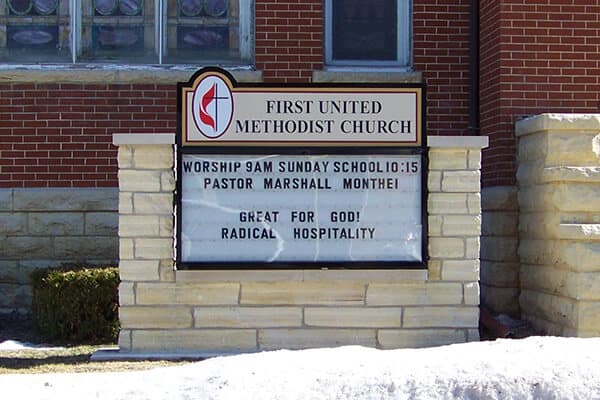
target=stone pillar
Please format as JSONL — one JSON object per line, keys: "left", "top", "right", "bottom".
{"left": 427, "top": 136, "right": 489, "bottom": 343}
{"left": 480, "top": 186, "right": 520, "bottom": 316}
{"left": 113, "top": 134, "right": 176, "bottom": 351}
{"left": 517, "top": 114, "right": 600, "bottom": 337}
{"left": 113, "top": 134, "right": 487, "bottom": 355}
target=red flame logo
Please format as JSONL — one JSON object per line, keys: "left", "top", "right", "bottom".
{"left": 199, "top": 83, "right": 216, "bottom": 131}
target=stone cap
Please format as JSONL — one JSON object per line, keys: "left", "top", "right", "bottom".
{"left": 0, "top": 64, "right": 263, "bottom": 84}
{"left": 427, "top": 136, "right": 489, "bottom": 149}
{"left": 516, "top": 113, "right": 600, "bottom": 137}
{"left": 113, "top": 133, "right": 175, "bottom": 146}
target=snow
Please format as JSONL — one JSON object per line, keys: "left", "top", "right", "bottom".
{"left": 1, "top": 337, "right": 599, "bottom": 400}
{"left": 0, "top": 340, "right": 64, "bottom": 351}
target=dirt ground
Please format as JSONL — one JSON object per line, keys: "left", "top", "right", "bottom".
{"left": 0, "top": 314, "right": 191, "bottom": 374}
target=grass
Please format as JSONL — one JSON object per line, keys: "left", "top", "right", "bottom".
{"left": 0, "top": 345, "right": 191, "bottom": 374}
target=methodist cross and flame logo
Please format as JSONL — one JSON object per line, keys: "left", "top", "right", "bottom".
{"left": 192, "top": 74, "right": 234, "bottom": 139}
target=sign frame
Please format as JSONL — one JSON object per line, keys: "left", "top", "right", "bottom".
{"left": 176, "top": 67, "right": 428, "bottom": 270}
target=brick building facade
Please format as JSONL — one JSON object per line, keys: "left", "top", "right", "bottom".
{"left": 1, "top": 0, "right": 599, "bottom": 339}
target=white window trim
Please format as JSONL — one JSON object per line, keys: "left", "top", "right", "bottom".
{"left": 324, "top": 0, "right": 412, "bottom": 68}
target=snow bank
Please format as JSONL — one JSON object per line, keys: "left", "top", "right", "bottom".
{"left": 2, "top": 337, "right": 599, "bottom": 400}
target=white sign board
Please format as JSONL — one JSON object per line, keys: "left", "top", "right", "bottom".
{"left": 180, "top": 154, "right": 423, "bottom": 264}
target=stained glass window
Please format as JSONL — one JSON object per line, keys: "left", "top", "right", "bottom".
{"left": 0, "top": 0, "right": 252, "bottom": 64}
{"left": 1, "top": 0, "right": 70, "bottom": 62}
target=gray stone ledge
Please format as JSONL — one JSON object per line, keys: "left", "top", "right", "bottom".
{"left": 312, "top": 69, "right": 422, "bottom": 83}
{"left": 516, "top": 113, "right": 600, "bottom": 137}
{"left": 113, "top": 133, "right": 176, "bottom": 146}
{"left": 13, "top": 188, "right": 117, "bottom": 212}
{"left": 0, "top": 65, "right": 263, "bottom": 84}
{"left": 428, "top": 136, "right": 489, "bottom": 149}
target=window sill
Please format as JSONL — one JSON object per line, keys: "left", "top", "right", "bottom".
{"left": 313, "top": 68, "right": 422, "bottom": 83}
{"left": 0, "top": 64, "right": 263, "bottom": 84}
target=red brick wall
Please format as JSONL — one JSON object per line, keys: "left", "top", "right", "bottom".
{"left": 255, "top": 0, "right": 324, "bottom": 82}
{"left": 414, "top": 0, "right": 472, "bottom": 137}
{"left": 480, "top": 0, "right": 600, "bottom": 186}
{"left": 0, "top": 84, "right": 175, "bottom": 188}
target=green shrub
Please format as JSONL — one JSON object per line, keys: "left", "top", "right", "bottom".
{"left": 30, "top": 265, "right": 120, "bottom": 344}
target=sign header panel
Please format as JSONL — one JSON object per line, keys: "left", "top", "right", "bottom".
{"left": 179, "top": 68, "right": 424, "bottom": 147}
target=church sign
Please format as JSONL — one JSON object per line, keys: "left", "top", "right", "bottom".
{"left": 176, "top": 68, "right": 426, "bottom": 269}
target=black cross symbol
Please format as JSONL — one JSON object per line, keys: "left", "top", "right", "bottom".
{"left": 209, "top": 82, "right": 230, "bottom": 132}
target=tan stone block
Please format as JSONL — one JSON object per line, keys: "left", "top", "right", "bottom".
{"left": 159, "top": 216, "right": 174, "bottom": 237}
{"left": 258, "top": 328, "right": 376, "bottom": 350}
{"left": 481, "top": 285, "right": 520, "bottom": 315}
{"left": 428, "top": 171, "right": 442, "bottom": 192}
{"left": 119, "top": 192, "right": 133, "bottom": 214}
{"left": 468, "top": 149, "right": 482, "bottom": 170}
{"left": 134, "top": 238, "right": 173, "bottom": 260}
{"left": 522, "top": 312, "right": 565, "bottom": 336}
{"left": 161, "top": 171, "right": 176, "bottom": 192}
{"left": 29, "top": 213, "right": 84, "bottom": 235}
{"left": 378, "top": 329, "right": 466, "bottom": 349}
{"left": 441, "top": 260, "right": 480, "bottom": 282}
{"left": 463, "top": 282, "right": 479, "bottom": 305}
{"left": 119, "top": 260, "right": 160, "bottom": 281}
{"left": 480, "top": 261, "right": 520, "bottom": 287}
{"left": 546, "top": 131, "right": 600, "bottom": 165}
{"left": 194, "top": 307, "right": 302, "bottom": 328}
{"left": 483, "top": 211, "right": 518, "bottom": 236}
{"left": 558, "top": 224, "right": 600, "bottom": 240}
{"left": 119, "top": 170, "right": 162, "bottom": 192}
{"left": 519, "top": 289, "right": 577, "bottom": 329}
{"left": 119, "top": 282, "right": 135, "bottom": 306}
{"left": 465, "top": 237, "right": 480, "bottom": 259}
{"left": 482, "top": 186, "right": 518, "bottom": 211}
{"left": 132, "top": 329, "right": 257, "bottom": 351}
{"left": 519, "top": 239, "right": 600, "bottom": 272}
{"left": 428, "top": 193, "right": 469, "bottom": 215}
{"left": 305, "top": 307, "right": 402, "bottom": 328}
{"left": 481, "top": 236, "right": 518, "bottom": 262}
{"left": 119, "top": 215, "right": 159, "bottom": 237}
{"left": 516, "top": 114, "right": 600, "bottom": 138}
{"left": 554, "top": 184, "right": 600, "bottom": 213}
{"left": 521, "top": 265, "right": 600, "bottom": 301}
{"left": 540, "top": 166, "right": 600, "bottom": 184}
{"left": 442, "top": 171, "right": 480, "bottom": 193}
{"left": 119, "top": 238, "right": 134, "bottom": 260}
{"left": 85, "top": 212, "right": 118, "bottom": 235}
{"left": 133, "top": 145, "right": 173, "bottom": 169}
{"left": 428, "top": 237, "right": 464, "bottom": 258}
{"left": 0, "top": 213, "right": 27, "bottom": 235}
{"left": 120, "top": 306, "right": 192, "bottom": 329}
{"left": 302, "top": 269, "right": 427, "bottom": 283}
{"left": 468, "top": 193, "right": 482, "bottom": 214}
{"left": 428, "top": 260, "right": 442, "bottom": 281}
{"left": 428, "top": 149, "right": 468, "bottom": 170}
{"left": 118, "top": 145, "right": 133, "bottom": 169}
{"left": 133, "top": 193, "right": 173, "bottom": 214}
{"left": 241, "top": 282, "right": 365, "bottom": 305}
{"left": 367, "top": 282, "right": 463, "bottom": 306}
{"left": 177, "top": 270, "right": 304, "bottom": 282}
{"left": 428, "top": 215, "right": 443, "bottom": 236}
{"left": 136, "top": 283, "right": 240, "bottom": 305}
{"left": 157, "top": 261, "right": 174, "bottom": 283}
{"left": 118, "top": 329, "right": 132, "bottom": 351}
{"left": 403, "top": 306, "right": 479, "bottom": 328}
{"left": 443, "top": 215, "right": 481, "bottom": 236}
